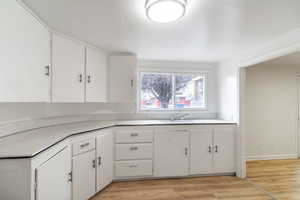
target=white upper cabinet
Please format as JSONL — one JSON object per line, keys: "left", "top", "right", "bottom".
{"left": 0, "top": 0, "right": 50, "bottom": 102}
{"left": 109, "top": 55, "right": 137, "bottom": 103}
{"left": 51, "top": 34, "right": 85, "bottom": 102}
{"left": 86, "top": 47, "right": 107, "bottom": 102}
{"left": 154, "top": 130, "right": 189, "bottom": 177}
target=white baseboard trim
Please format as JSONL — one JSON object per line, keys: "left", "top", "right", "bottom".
{"left": 246, "top": 154, "right": 298, "bottom": 161}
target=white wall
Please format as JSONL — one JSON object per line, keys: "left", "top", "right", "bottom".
{"left": 0, "top": 103, "right": 135, "bottom": 137}
{"left": 217, "top": 63, "right": 239, "bottom": 121}
{"left": 245, "top": 63, "right": 299, "bottom": 160}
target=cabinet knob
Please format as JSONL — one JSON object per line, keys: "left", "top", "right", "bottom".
{"left": 130, "top": 133, "right": 138, "bottom": 137}
{"left": 215, "top": 145, "right": 218, "bottom": 153}
{"left": 208, "top": 146, "right": 212, "bottom": 153}
{"left": 68, "top": 171, "right": 72, "bottom": 182}
{"left": 130, "top": 79, "right": 134, "bottom": 87}
{"left": 45, "top": 66, "right": 50, "bottom": 76}
{"left": 98, "top": 157, "right": 102, "bottom": 166}
{"left": 130, "top": 146, "right": 138, "bottom": 151}
{"left": 184, "top": 147, "right": 188, "bottom": 156}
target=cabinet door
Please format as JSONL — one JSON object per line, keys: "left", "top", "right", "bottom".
{"left": 213, "top": 127, "right": 235, "bottom": 173}
{"left": 190, "top": 129, "right": 213, "bottom": 175}
{"left": 72, "top": 150, "right": 96, "bottom": 200}
{"left": 154, "top": 131, "right": 189, "bottom": 177}
{"left": 36, "top": 147, "right": 71, "bottom": 200}
{"left": 0, "top": 0, "right": 50, "bottom": 102}
{"left": 109, "top": 55, "right": 137, "bottom": 103}
{"left": 96, "top": 130, "right": 113, "bottom": 192}
{"left": 86, "top": 47, "right": 107, "bottom": 102}
{"left": 52, "top": 34, "right": 85, "bottom": 102}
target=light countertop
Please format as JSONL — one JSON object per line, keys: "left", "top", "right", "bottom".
{"left": 0, "top": 119, "right": 236, "bottom": 159}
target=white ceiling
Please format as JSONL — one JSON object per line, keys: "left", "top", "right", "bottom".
{"left": 23, "top": 0, "right": 300, "bottom": 62}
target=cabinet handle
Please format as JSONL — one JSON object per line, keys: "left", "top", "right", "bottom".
{"left": 87, "top": 75, "right": 91, "bottom": 83}
{"left": 215, "top": 145, "right": 218, "bottom": 153}
{"left": 79, "top": 74, "right": 83, "bottom": 83}
{"left": 68, "top": 171, "right": 72, "bottom": 182}
{"left": 131, "top": 79, "right": 134, "bottom": 87}
{"left": 208, "top": 146, "right": 212, "bottom": 153}
{"left": 45, "top": 66, "right": 50, "bottom": 76}
{"left": 80, "top": 142, "right": 90, "bottom": 148}
{"left": 130, "top": 133, "right": 138, "bottom": 137}
{"left": 92, "top": 159, "right": 96, "bottom": 168}
{"left": 129, "top": 164, "right": 138, "bottom": 168}
{"left": 98, "top": 156, "right": 102, "bottom": 166}
{"left": 184, "top": 147, "right": 188, "bottom": 156}
{"left": 130, "top": 146, "right": 138, "bottom": 151}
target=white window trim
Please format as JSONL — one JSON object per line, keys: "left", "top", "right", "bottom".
{"left": 136, "top": 69, "right": 209, "bottom": 113}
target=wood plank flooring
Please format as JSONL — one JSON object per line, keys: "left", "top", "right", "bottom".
{"left": 247, "top": 159, "right": 300, "bottom": 200}
{"left": 92, "top": 159, "right": 300, "bottom": 200}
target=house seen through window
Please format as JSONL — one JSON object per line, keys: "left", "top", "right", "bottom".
{"left": 139, "top": 72, "right": 207, "bottom": 111}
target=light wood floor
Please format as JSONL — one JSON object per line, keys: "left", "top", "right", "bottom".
{"left": 92, "top": 159, "right": 300, "bottom": 200}
{"left": 247, "top": 159, "right": 300, "bottom": 200}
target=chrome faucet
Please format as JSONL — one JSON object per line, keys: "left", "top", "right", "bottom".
{"left": 170, "top": 113, "right": 190, "bottom": 121}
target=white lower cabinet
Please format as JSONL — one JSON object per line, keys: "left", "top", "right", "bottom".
{"left": 36, "top": 146, "right": 72, "bottom": 200}
{"left": 114, "top": 125, "right": 236, "bottom": 179}
{"left": 115, "top": 160, "right": 153, "bottom": 177}
{"left": 71, "top": 129, "right": 114, "bottom": 200}
{"left": 190, "top": 126, "right": 235, "bottom": 175}
{"left": 72, "top": 150, "right": 96, "bottom": 200}
{"left": 96, "top": 130, "right": 114, "bottom": 192}
{"left": 154, "top": 130, "right": 189, "bottom": 177}
{"left": 190, "top": 128, "right": 214, "bottom": 174}
{"left": 114, "top": 127, "right": 154, "bottom": 179}
{"left": 213, "top": 127, "right": 235, "bottom": 173}
{"left": 0, "top": 125, "right": 236, "bottom": 200}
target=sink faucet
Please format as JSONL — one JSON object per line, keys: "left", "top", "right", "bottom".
{"left": 170, "top": 113, "right": 190, "bottom": 121}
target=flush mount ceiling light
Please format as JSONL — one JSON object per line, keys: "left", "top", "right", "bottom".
{"left": 145, "top": 0, "right": 187, "bottom": 23}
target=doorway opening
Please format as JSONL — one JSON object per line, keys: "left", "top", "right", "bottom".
{"left": 243, "top": 51, "right": 300, "bottom": 199}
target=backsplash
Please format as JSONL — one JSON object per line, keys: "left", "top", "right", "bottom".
{"left": 0, "top": 103, "right": 217, "bottom": 138}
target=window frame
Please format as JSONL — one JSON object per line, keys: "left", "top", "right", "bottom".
{"left": 137, "top": 69, "right": 208, "bottom": 113}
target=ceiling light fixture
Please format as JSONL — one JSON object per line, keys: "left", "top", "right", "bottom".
{"left": 145, "top": 0, "right": 187, "bottom": 23}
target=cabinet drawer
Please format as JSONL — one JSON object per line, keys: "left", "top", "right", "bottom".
{"left": 115, "top": 144, "right": 153, "bottom": 160}
{"left": 115, "top": 160, "right": 153, "bottom": 177}
{"left": 72, "top": 138, "right": 95, "bottom": 156}
{"left": 115, "top": 131, "right": 153, "bottom": 143}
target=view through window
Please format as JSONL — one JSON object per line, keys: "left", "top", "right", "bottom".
{"left": 140, "top": 72, "right": 207, "bottom": 111}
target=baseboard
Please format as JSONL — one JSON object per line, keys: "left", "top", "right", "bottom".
{"left": 246, "top": 154, "right": 298, "bottom": 161}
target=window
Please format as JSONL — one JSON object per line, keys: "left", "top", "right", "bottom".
{"left": 139, "top": 72, "right": 207, "bottom": 111}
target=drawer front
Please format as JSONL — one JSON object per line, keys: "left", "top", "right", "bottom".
{"left": 115, "top": 144, "right": 153, "bottom": 160}
{"left": 115, "top": 131, "right": 153, "bottom": 143}
{"left": 115, "top": 160, "right": 153, "bottom": 177}
{"left": 72, "top": 138, "right": 95, "bottom": 156}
